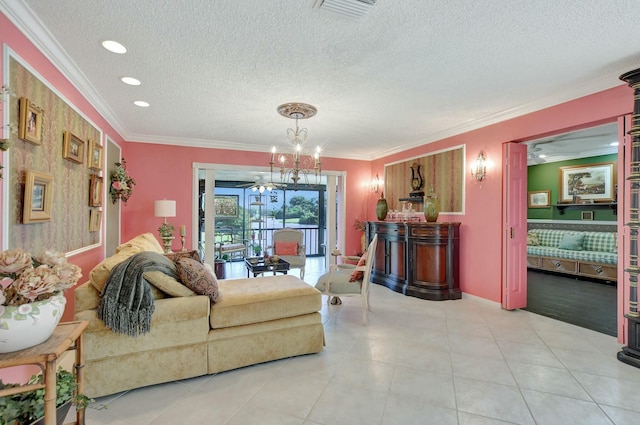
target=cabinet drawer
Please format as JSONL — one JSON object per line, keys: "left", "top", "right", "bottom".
{"left": 527, "top": 256, "right": 541, "bottom": 268}
{"left": 541, "top": 257, "right": 577, "bottom": 273}
{"left": 578, "top": 262, "right": 617, "bottom": 281}
{"left": 372, "top": 223, "right": 406, "bottom": 236}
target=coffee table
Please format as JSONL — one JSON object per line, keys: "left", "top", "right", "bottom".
{"left": 244, "top": 257, "right": 290, "bottom": 277}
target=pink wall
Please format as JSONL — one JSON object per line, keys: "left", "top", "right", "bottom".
{"left": 120, "top": 142, "right": 373, "bottom": 256}
{"left": 374, "top": 85, "right": 633, "bottom": 305}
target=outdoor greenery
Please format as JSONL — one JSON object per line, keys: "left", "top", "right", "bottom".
{"left": 273, "top": 196, "right": 319, "bottom": 225}
{"left": 214, "top": 194, "right": 319, "bottom": 242}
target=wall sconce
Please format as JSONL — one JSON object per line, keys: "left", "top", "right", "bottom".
{"left": 371, "top": 173, "right": 380, "bottom": 193}
{"left": 154, "top": 199, "right": 176, "bottom": 253}
{"left": 470, "top": 152, "right": 487, "bottom": 181}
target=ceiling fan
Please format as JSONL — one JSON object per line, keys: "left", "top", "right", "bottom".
{"left": 235, "top": 176, "right": 286, "bottom": 193}
{"left": 527, "top": 143, "right": 547, "bottom": 164}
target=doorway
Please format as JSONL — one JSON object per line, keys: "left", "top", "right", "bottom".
{"left": 192, "top": 163, "right": 345, "bottom": 280}
{"left": 506, "top": 123, "right": 621, "bottom": 336}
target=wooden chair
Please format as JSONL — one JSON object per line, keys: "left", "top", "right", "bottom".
{"left": 315, "top": 235, "right": 378, "bottom": 325}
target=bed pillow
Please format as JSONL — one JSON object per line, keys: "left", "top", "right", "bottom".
{"left": 527, "top": 232, "right": 540, "bottom": 246}
{"left": 349, "top": 254, "right": 367, "bottom": 282}
{"left": 275, "top": 241, "right": 298, "bottom": 256}
{"left": 176, "top": 257, "right": 221, "bottom": 303}
{"left": 558, "top": 233, "right": 586, "bottom": 251}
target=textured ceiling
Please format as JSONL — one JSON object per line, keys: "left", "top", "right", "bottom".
{"left": 3, "top": 0, "right": 640, "bottom": 160}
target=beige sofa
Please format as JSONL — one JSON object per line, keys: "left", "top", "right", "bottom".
{"left": 74, "top": 233, "right": 324, "bottom": 398}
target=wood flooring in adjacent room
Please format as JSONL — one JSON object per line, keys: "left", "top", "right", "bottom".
{"left": 525, "top": 270, "right": 617, "bottom": 337}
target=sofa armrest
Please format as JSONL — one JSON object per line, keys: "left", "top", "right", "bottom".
{"left": 75, "top": 295, "right": 210, "bottom": 333}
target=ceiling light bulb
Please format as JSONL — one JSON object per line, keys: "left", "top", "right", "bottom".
{"left": 538, "top": 154, "right": 547, "bottom": 158}
{"left": 133, "top": 100, "right": 150, "bottom": 107}
{"left": 121, "top": 77, "right": 141, "bottom": 86}
{"left": 101, "top": 40, "right": 127, "bottom": 54}
{"left": 610, "top": 142, "right": 619, "bottom": 147}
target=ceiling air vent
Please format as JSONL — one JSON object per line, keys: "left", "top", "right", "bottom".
{"left": 317, "top": 0, "right": 377, "bottom": 18}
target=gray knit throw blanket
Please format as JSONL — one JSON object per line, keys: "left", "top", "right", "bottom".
{"left": 97, "top": 251, "right": 179, "bottom": 337}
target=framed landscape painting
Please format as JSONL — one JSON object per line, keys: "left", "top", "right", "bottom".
{"left": 528, "top": 190, "right": 550, "bottom": 208}
{"left": 558, "top": 162, "right": 616, "bottom": 203}
{"left": 23, "top": 170, "right": 53, "bottom": 223}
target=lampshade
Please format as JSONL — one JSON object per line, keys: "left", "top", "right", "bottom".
{"left": 154, "top": 200, "right": 176, "bottom": 218}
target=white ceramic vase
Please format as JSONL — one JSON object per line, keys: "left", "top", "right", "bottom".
{"left": 0, "top": 293, "right": 66, "bottom": 353}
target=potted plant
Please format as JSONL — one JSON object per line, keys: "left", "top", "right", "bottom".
{"left": 158, "top": 222, "right": 175, "bottom": 239}
{"left": 250, "top": 243, "right": 262, "bottom": 257}
{"left": 0, "top": 367, "right": 93, "bottom": 425}
{"left": 0, "top": 249, "right": 82, "bottom": 353}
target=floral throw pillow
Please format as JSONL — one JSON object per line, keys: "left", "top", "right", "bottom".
{"left": 165, "top": 250, "right": 202, "bottom": 264}
{"left": 176, "top": 257, "right": 220, "bottom": 303}
{"left": 526, "top": 232, "right": 540, "bottom": 246}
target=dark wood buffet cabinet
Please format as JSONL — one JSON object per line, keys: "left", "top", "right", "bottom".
{"left": 366, "top": 221, "right": 461, "bottom": 301}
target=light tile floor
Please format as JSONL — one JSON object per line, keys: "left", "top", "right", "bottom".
{"left": 70, "top": 258, "right": 640, "bottom": 425}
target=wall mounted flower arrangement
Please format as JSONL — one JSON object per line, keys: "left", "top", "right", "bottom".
{"left": 110, "top": 158, "right": 136, "bottom": 204}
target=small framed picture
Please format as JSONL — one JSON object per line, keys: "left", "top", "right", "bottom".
{"left": 23, "top": 170, "right": 53, "bottom": 223}
{"left": 89, "top": 174, "right": 103, "bottom": 207}
{"left": 62, "top": 131, "right": 85, "bottom": 164}
{"left": 18, "top": 97, "right": 43, "bottom": 145}
{"left": 581, "top": 211, "right": 594, "bottom": 220}
{"left": 528, "top": 190, "right": 550, "bottom": 208}
{"left": 88, "top": 139, "right": 103, "bottom": 171}
{"left": 89, "top": 209, "right": 102, "bottom": 232}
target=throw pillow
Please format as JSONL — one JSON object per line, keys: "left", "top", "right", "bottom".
{"left": 176, "top": 257, "right": 221, "bottom": 303}
{"left": 275, "top": 241, "right": 298, "bottom": 256}
{"left": 349, "top": 254, "right": 367, "bottom": 282}
{"left": 144, "top": 271, "right": 196, "bottom": 297}
{"left": 558, "top": 233, "right": 586, "bottom": 251}
{"left": 115, "top": 232, "right": 164, "bottom": 254}
{"left": 165, "top": 250, "right": 202, "bottom": 264}
{"left": 527, "top": 232, "right": 540, "bottom": 246}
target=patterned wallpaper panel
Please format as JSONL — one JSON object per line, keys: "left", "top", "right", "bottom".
{"left": 8, "top": 58, "right": 101, "bottom": 253}
{"left": 384, "top": 146, "right": 464, "bottom": 213}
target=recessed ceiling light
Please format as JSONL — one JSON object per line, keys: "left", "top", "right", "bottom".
{"left": 101, "top": 40, "right": 127, "bottom": 54}
{"left": 134, "top": 100, "right": 150, "bottom": 107}
{"left": 121, "top": 77, "right": 141, "bottom": 86}
{"left": 538, "top": 154, "right": 547, "bottom": 158}
{"left": 610, "top": 142, "right": 619, "bottom": 147}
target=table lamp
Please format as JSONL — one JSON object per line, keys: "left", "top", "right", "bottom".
{"left": 154, "top": 199, "right": 176, "bottom": 253}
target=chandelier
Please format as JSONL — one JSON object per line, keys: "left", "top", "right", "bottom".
{"left": 270, "top": 102, "right": 321, "bottom": 190}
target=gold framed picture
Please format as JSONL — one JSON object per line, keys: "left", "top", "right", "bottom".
{"left": 527, "top": 190, "right": 550, "bottom": 208}
{"left": 558, "top": 162, "right": 616, "bottom": 203}
{"left": 89, "top": 174, "right": 103, "bottom": 207}
{"left": 89, "top": 209, "right": 102, "bottom": 232}
{"left": 88, "top": 139, "right": 103, "bottom": 171}
{"left": 23, "top": 170, "right": 53, "bottom": 223}
{"left": 62, "top": 131, "right": 85, "bottom": 164}
{"left": 18, "top": 97, "right": 43, "bottom": 145}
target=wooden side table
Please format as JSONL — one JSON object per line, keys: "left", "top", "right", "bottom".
{"left": 0, "top": 320, "right": 89, "bottom": 425}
